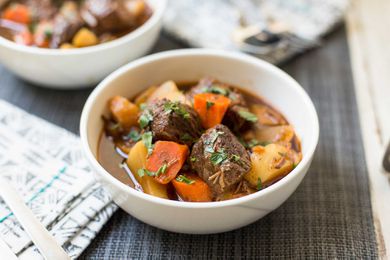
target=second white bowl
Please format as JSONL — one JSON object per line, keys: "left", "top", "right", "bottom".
{"left": 0, "top": 0, "right": 166, "bottom": 89}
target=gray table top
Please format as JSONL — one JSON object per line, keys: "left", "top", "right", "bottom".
{"left": 0, "top": 27, "right": 378, "bottom": 258}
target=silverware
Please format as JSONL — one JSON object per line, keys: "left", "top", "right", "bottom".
{"left": 0, "top": 177, "right": 70, "bottom": 260}
{"left": 383, "top": 141, "right": 390, "bottom": 172}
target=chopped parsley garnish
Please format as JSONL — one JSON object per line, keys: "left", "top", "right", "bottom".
{"left": 231, "top": 154, "right": 241, "bottom": 162}
{"left": 190, "top": 156, "right": 197, "bottom": 162}
{"left": 257, "top": 178, "right": 263, "bottom": 190}
{"left": 204, "top": 130, "right": 224, "bottom": 153}
{"left": 142, "top": 131, "right": 154, "bottom": 155}
{"left": 44, "top": 29, "right": 52, "bottom": 39}
{"left": 164, "top": 101, "right": 190, "bottom": 119}
{"left": 206, "top": 101, "right": 215, "bottom": 110}
{"left": 176, "top": 175, "right": 195, "bottom": 184}
{"left": 208, "top": 85, "right": 229, "bottom": 96}
{"left": 137, "top": 168, "right": 155, "bottom": 177}
{"left": 137, "top": 163, "right": 167, "bottom": 178}
{"left": 210, "top": 149, "right": 228, "bottom": 165}
{"left": 238, "top": 110, "right": 258, "bottom": 123}
{"left": 247, "top": 139, "right": 271, "bottom": 148}
{"left": 180, "top": 133, "right": 193, "bottom": 142}
{"left": 127, "top": 130, "right": 141, "bottom": 142}
{"left": 139, "top": 109, "right": 153, "bottom": 128}
{"left": 139, "top": 103, "right": 147, "bottom": 111}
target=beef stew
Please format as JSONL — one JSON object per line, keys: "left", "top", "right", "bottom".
{"left": 99, "top": 78, "right": 302, "bottom": 202}
{"left": 0, "top": 0, "right": 151, "bottom": 49}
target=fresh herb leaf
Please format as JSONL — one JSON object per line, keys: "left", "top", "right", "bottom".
{"left": 164, "top": 101, "right": 190, "bottom": 119}
{"left": 127, "top": 130, "right": 141, "bottom": 142}
{"left": 208, "top": 85, "right": 229, "bottom": 96}
{"left": 257, "top": 178, "right": 263, "bottom": 190}
{"left": 231, "top": 154, "right": 240, "bottom": 162}
{"left": 180, "top": 133, "right": 193, "bottom": 142}
{"left": 137, "top": 168, "right": 155, "bottom": 177}
{"left": 206, "top": 101, "right": 214, "bottom": 110}
{"left": 142, "top": 131, "right": 154, "bottom": 155}
{"left": 139, "top": 103, "right": 147, "bottom": 111}
{"left": 190, "top": 156, "right": 197, "bottom": 162}
{"left": 293, "top": 163, "right": 298, "bottom": 169}
{"left": 155, "top": 163, "right": 168, "bottom": 176}
{"left": 137, "top": 168, "right": 145, "bottom": 177}
{"left": 139, "top": 109, "right": 153, "bottom": 128}
{"left": 247, "top": 139, "right": 271, "bottom": 148}
{"left": 238, "top": 110, "right": 258, "bottom": 123}
{"left": 204, "top": 130, "right": 224, "bottom": 153}
{"left": 44, "top": 29, "right": 52, "bottom": 39}
{"left": 176, "top": 174, "right": 195, "bottom": 184}
{"left": 210, "top": 150, "right": 228, "bottom": 165}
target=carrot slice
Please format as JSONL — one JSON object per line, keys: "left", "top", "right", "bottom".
{"left": 14, "top": 30, "right": 33, "bottom": 46}
{"left": 2, "top": 4, "right": 31, "bottom": 24}
{"left": 146, "top": 141, "right": 188, "bottom": 184}
{"left": 172, "top": 173, "right": 212, "bottom": 202}
{"left": 193, "top": 93, "right": 231, "bottom": 129}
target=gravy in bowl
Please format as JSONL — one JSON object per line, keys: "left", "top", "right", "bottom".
{"left": 98, "top": 78, "right": 302, "bottom": 202}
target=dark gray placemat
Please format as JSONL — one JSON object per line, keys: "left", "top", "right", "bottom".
{"left": 0, "top": 28, "right": 378, "bottom": 258}
{"left": 78, "top": 27, "right": 378, "bottom": 259}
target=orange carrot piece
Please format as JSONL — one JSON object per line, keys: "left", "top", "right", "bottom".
{"left": 14, "top": 30, "right": 33, "bottom": 46}
{"left": 172, "top": 173, "right": 212, "bottom": 202}
{"left": 2, "top": 4, "right": 31, "bottom": 24}
{"left": 146, "top": 141, "right": 189, "bottom": 184}
{"left": 193, "top": 93, "right": 231, "bottom": 129}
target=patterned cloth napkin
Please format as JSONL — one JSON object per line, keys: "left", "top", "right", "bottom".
{"left": 0, "top": 100, "right": 117, "bottom": 259}
{"left": 164, "top": 0, "right": 349, "bottom": 64}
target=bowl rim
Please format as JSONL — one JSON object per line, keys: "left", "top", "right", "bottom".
{"left": 0, "top": 0, "right": 166, "bottom": 56}
{"left": 80, "top": 49, "right": 320, "bottom": 209}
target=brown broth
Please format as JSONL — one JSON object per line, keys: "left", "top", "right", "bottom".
{"left": 97, "top": 82, "right": 301, "bottom": 199}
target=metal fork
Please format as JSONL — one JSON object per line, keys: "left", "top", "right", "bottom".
{"left": 0, "top": 176, "right": 70, "bottom": 260}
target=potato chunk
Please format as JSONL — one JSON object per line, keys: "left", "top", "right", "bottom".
{"left": 147, "top": 81, "right": 187, "bottom": 104}
{"left": 72, "top": 28, "right": 98, "bottom": 47}
{"left": 134, "top": 86, "right": 157, "bottom": 106}
{"left": 108, "top": 96, "right": 139, "bottom": 129}
{"left": 244, "top": 144, "right": 294, "bottom": 187}
{"left": 127, "top": 141, "right": 168, "bottom": 198}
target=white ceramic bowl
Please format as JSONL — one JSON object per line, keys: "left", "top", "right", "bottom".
{"left": 0, "top": 0, "right": 165, "bottom": 89}
{"left": 80, "top": 49, "right": 319, "bottom": 234}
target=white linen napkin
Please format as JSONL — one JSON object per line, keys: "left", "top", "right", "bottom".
{"left": 0, "top": 100, "right": 116, "bottom": 259}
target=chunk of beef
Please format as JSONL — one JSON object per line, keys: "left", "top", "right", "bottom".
{"left": 0, "top": 0, "right": 10, "bottom": 9}
{"left": 190, "top": 124, "right": 251, "bottom": 195}
{"left": 81, "top": 0, "right": 138, "bottom": 33}
{"left": 50, "top": 1, "right": 84, "bottom": 48}
{"left": 24, "top": 0, "right": 57, "bottom": 20}
{"left": 142, "top": 98, "right": 202, "bottom": 147}
{"left": 187, "top": 77, "right": 251, "bottom": 131}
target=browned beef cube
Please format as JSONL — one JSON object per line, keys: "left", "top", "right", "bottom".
{"left": 141, "top": 98, "right": 203, "bottom": 147}
{"left": 50, "top": 1, "right": 84, "bottom": 48}
{"left": 24, "top": 0, "right": 57, "bottom": 20}
{"left": 190, "top": 124, "right": 251, "bottom": 195}
{"left": 81, "top": 0, "right": 137, "bottom": 33}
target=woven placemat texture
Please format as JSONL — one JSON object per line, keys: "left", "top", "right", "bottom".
{"left": 80, "top": 28, "right": 378, "bottom": 259}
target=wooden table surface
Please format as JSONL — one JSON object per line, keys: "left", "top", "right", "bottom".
{"left": 0, "top": 25, "right": 387, "bottom": 257}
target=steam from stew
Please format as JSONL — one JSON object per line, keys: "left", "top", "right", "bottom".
{"left": 99, "top": 78, "right": 302, "bottom": 202}
{"left": 0, "top": 0, "right": 151, "bottom": 49}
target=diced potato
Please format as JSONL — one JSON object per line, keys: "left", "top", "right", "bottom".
{"left": 134, "top": 86, "right": 157, "bottom": 106}
{"left": 126, "top": 0, "right": 146, "bottom": 17}
{"left": 72, "top": 28, "right": 98, "bottom": 47}
{"left": 60, "top": 43, "right": 75, "bottom": 49}
{"left": 253, "top": 125, "right": 295, "bottom": 144}
{"left": 244, "top": 144, "right": 294, "bottom": 187}
{"left": 147, "top": 81, "right": 187, "bottom": 104}
{"left": 127, "top": 141, "right": 168, "bottom": 198}
{"left": 109, "top": 96, "right": 139, "bottom": 129}
{"left": 250, "top": 104, "right": 287, "bottom": 125}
